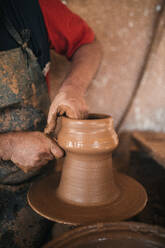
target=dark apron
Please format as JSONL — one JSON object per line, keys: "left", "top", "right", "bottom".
{"left": 0, "top": 16, "right": 52, "bottom": 248}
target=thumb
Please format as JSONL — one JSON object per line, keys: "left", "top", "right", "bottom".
{"left": 45, "top": 117, "right": 57, "bottom": 135}
{"left": 50, "top": 139, "right": 64, "bottom": 159}
{"left": 44, "top": 109, "right": 58, "bottom": 135}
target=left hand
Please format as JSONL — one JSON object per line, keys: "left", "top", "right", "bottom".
{"left": 1, "top": 131, "right": 64, "bottom": 173}
{"left": 45, "top": 87, "right": 89, "bottom": 135}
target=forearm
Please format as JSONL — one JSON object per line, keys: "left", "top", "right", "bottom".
{"left": 45, "top": 39, "right": 102, "bottom": 133}
{"left": 59, "top": 39, "right": 102, "bottom": 95}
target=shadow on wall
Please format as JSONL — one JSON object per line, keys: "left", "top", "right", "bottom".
{"left": 49, "top": 0, "right": 164, "bottom": 131}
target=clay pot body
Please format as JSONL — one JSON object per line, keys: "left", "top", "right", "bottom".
{"left": 57, "top": 114, "right": 120, "bottom": 207}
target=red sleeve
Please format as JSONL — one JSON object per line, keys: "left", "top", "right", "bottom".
{"left": 39, "top": 0, "right": 95, "bottom": 59}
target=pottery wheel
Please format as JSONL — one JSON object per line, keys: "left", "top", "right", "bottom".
{"left": 27, "top": 172, "right": 147, "bottom": 225}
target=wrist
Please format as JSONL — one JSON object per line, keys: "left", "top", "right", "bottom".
{"left": 59, "top": 83, "right": 86, "bottom": 96}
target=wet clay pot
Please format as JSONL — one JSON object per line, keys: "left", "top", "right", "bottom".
{"left": 44, "top": 222, "right": 165, "bottom": 248}
{"left": 56, "top": 114, "right": 120, "bottom": 206}
{"left": 28, "top": 114, "right": 147, "bottom": 225}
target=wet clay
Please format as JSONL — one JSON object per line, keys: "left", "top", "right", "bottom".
{"left": 44, "top": 222, "right": 165, "bottom": 248}
{"left": 56, "top": 114, "right": 119, "bottom": 206}
{"left": 28, "top": 114, "right": 147, "bottom": 225}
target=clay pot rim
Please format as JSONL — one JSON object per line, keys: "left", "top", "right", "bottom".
{"left": 44, "top": 221, "right": 165, "bottom": 248}
{"left": 61, "top": 113, "right": 113, "bottom": 129}
{"left": 62, "top": 113, "right": 112, "bottom": 122}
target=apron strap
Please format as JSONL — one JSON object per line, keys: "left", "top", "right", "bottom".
{"left": 2, "top": 10, "right": 38, "bottom": 75}
{"left": 2, "top": 11, "right": 30, "bottom": 49}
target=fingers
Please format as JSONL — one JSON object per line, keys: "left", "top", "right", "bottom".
{"left": 77, "top": 108, "right": 89, "bottom": 119}
{"left": 45, "top": 110, "right": 58, "bottom": 135}
{"left": 45, "top": 105, "right": 66, "bottom": 135}
{"left": 45, "top": 105, "right": 77, "bottom": 135}
{"left": 60, "top": 104, "right": 88, "bottom": 120}
{"left": 67, "top": 99, "right": 89, "bottom": 119}
{"left": 45, "top": 105, "right": 88, "bottom": 135}
{"left": 62, "top": 105, "right": 78, "bottom": 119}
{"left": 10, "top": 131, "right": 64, "bottom": 173}
{"left": 50, "top": 139, "right": 64, "bottom": 159}
{"left": 44, "top": 117, "right": 56, "bottom": 135}
{"left": 45, "top": 93, "right": 89, "bottom": 135}
{"left": 72, "top": 108, "right": 88, "bottom": 120}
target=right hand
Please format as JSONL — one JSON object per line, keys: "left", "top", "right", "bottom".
{"left": 45, "top": 87, "right": 89, "bottom": 135}
{"left": 4, "top": 131, "right": 64, "bottom": 173}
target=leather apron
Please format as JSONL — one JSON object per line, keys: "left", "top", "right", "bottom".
{"left": 0, "top": 16, "right": 52, "bottom": 248}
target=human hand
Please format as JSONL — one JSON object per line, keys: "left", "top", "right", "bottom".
{"left": 8, "top": 131, "right": 63, "bottom": 173}
{"left": 45, "top": 86, "right": 89, "bottom": 135}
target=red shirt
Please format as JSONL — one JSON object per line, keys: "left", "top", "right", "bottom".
{"left": 39, "top": 0, "right": 95, "bottom": 86}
